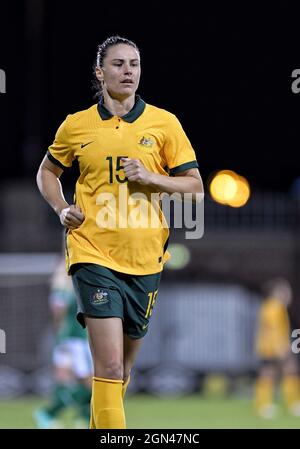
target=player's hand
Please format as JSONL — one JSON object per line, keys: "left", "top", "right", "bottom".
{"left": 59, "top": 204, "right": 85, "bottom": 229}
{"left": 121, "top": 158, "right": 152, "bottom": 185}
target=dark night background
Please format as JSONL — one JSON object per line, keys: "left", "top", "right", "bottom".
{"left": 0, "top": 2, "right": 299, "bottom": 193}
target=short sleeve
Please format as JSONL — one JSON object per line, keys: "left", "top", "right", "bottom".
{"left": 47, "top": 115, "right": 75, "bottom": 169}
{"left": 163, "top": 114, "right": 199, "bottom": 175}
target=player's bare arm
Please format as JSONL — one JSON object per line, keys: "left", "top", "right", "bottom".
{"left": 36, "top": 156, "right": 85, "bottom": 229}
{"left": 122, "top": 157, "right": 203, "bottom": 198}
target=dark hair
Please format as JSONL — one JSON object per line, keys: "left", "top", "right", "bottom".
{"left": 92, "top": 35, "right": 140, "bottom": 99}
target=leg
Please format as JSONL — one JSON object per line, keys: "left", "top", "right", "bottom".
{"left": 85, "top": 318, "right": 124, "bottom": 379}
{"left": 254, "top": 362, "right": 278, "bottom": 418}
{"left": 85, "top": 316, "right": 125, "bottom": 429}
{"left": 121, "top": 271, "right": 161, "bottom": 388}
{"left": 281, "top": 353, "right": 300, "bottom": 414}
{"left": 67, "top": 339, "right": 93, "bottom": 427}
{"left": 33, "top": 342, "right": 76, "bottom": 429}
{"left": 122, "top": 334, "right": 144, "bottom": 397}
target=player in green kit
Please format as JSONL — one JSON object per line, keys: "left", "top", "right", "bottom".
{"left": 37, "top": 35, "right": 203, "bottom": 429}
{"left": 33, "top": 258, "right": 92, "bottom": 428}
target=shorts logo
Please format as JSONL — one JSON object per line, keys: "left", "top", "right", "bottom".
{"left": 91, "top": 289, "right": 109, "bottom": 305}
{"left": 138, "top": 136, "right": 154, "bottom": 148}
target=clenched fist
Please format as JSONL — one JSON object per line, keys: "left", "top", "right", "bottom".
{"left": 59, "top": 204, "right": 85, "bottom": 230}
{"left": 121, "top": 157, "right": 152, "bottom": 185}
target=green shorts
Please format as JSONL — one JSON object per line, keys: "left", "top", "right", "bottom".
{"left": 71, "top": 263, "right": 161, "bottom": 339}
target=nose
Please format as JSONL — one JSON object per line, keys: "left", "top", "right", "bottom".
{"left": 123, "top": 63, "right": 132, "bottom": 75}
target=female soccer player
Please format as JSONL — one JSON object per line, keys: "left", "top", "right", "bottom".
{"left": 254, "top": 278, "right": 300, "bottom": 418}
{"left": 36, "top": 35, "right": 203, "bottom": 429}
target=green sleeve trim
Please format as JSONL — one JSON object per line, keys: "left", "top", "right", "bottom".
{"left": 169, "top": 160, "right": 199, "bottom": 176}
{"left": 47, "top": 151, "right": 68, "bottom": 170}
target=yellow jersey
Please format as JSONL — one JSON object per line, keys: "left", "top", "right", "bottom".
{"left": 256, "top": 297, "right": 290, "bottom": 358}
{"left": 47, "top": 96, "right": 199, "bottom": 275}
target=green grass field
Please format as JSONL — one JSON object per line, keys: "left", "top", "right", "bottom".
{"left": 0, "top": 395, "right": 300, "bottom": 429}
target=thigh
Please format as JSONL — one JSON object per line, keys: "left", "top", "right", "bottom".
{"left": 85, "top": 316, "right": 124, "bottom": 378}
{"left": 123, "top": 272, "right": 161, "bottom": 339}
{"left": 71, "top": 263, "right": 124, "bottom": 328}
{"left": 282, "top": 352, "right": 299, "bottom": 376}
{"left": 259, "top": 359, "right": 278, "bottom": 379}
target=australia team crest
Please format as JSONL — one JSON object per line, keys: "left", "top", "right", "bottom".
{"left": 91, "top": 289, "right": 109, "bottom": 305}
{"left": 138, "top": 136, "right": 154, "bottom": 148}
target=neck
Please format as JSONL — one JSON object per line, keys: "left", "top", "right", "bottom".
{"left": 102, "top": 91, "right": 135, "bottom": 117}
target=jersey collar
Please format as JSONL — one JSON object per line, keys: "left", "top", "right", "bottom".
{"left": 97, "top": 95, "right": 146, "bottom": 123}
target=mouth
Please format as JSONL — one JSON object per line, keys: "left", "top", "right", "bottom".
{"left": 121, "top": 79, "right": 134, "bottom": 84}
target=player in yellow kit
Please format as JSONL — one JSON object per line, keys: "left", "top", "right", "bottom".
{"left": 37, "top": 35, "right": 203, "bottom": 429}
{"left": 254, "top": 278, "right": 300, "bottom": 418}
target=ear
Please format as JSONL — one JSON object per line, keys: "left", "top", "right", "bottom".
{"left": 95, "top": 67, "right": 104, "bottom": 82}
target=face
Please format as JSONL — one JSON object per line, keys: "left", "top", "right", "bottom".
{"left": 273, "top": 281, "right": 292, "bottom": 306}
{"left": 96, "top": 43, "right": 141, "bottom": 100}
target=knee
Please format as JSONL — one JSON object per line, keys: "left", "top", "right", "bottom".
{"left": 106, "top": 361, "right": 123, "bottom": 380}
{"left": 94, "top": 360, "right": 123, "bottom": 380}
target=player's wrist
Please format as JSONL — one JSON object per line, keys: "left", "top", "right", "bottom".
{"left": 55, "top": 201, "right": 69, "bottom": 216}
{"left": 147, "top": 171, "right": 158, "bottom": 187}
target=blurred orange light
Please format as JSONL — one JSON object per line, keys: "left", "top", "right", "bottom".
{"left": 209, "top": 170, "right": 250, "bottom": 207}
{"left": 227, "top": 176, "right": 250, "bottom": 207}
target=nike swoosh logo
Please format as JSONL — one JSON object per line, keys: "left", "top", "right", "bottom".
{"left": 81, "top": 141, "right": 94, "bottom": 148}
